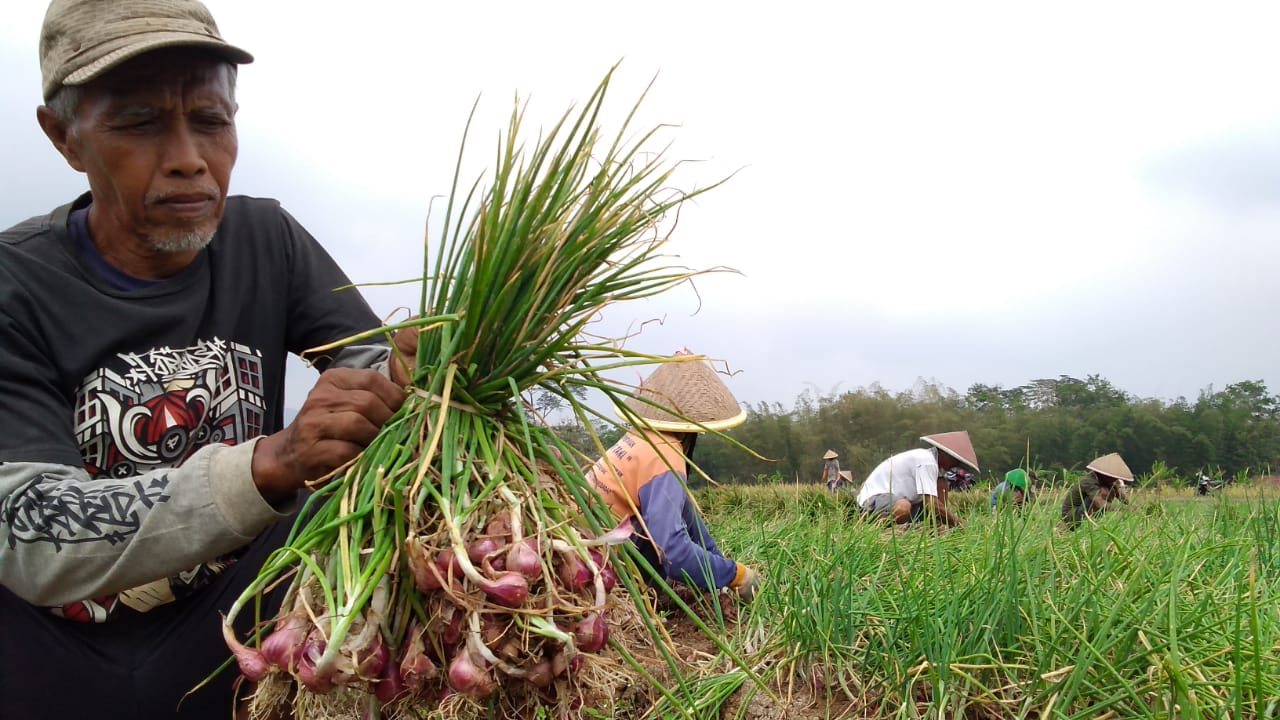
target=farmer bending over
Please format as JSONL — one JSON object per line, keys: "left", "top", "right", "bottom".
{"left": 990, "top": 468, "right": 1034, "bottom": 511}
{"left": 585, "top": 352, "right": 761, "bottom": 601}
{"left": 1061, "top": 453, "right": 1133, "bottom": 530}
{"left": 855, "top": 431, "right": 980, "bottom": 528}
{"left": 0, "top": 2, "right": 418, "bottom": 717}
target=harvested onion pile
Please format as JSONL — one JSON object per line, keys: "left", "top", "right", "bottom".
{"left": 218, "top": 68, "right": 728, "bottom": 719}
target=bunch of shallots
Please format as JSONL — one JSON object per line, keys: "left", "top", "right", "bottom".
{"left": 217, "top": 65, "right": 738, "bottom": 719}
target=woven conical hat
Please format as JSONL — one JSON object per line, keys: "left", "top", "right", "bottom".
{"left": 920, "top": 431, "right": 980, "bottom": 472}
{"left": 838, "top": 470, "right": 852, "bottom": 482}
{"left": 1087, "top": 453, "right": 1133, "bottom": 482}
{"left": 823, "top": 449, "right": 839, "bottom": 460}
{"left": 620, "top": 354, "right": 746, "bottom": 433}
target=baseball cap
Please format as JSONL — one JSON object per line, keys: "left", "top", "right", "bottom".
{"left": 40, "top": 0, "right": 253, "bottom": 101}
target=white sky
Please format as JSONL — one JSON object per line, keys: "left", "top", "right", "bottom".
{"left": 3, "top": 1, "right": 1280, "bottom": 411}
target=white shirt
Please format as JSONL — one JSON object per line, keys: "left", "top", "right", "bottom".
{"left": 856, "top": 448, "right": 940, "bottom": 506}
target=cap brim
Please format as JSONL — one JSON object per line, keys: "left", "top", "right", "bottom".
{"left": 62, "top": 32, "right": 253, "bottom": 88}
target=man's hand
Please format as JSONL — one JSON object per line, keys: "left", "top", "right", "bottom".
{"left": 252, "top": 368, "right": 406, "bottom": 502}
{"left": 388, "top": 325, "right": 420, "bottom": 388}
{"left": 929, "top": 484, "right": 963, "bottom": 528}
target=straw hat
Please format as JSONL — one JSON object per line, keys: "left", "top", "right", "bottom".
{"left": 920, "top": 431, "right": 980, "bottom": 472}
{"left": 1087, "top": 453, "right": 1133, "bottom": 482}
{"left": 837, "top": 470, "right": 852, "bottom": 482}
{"left": 823, "top": 449, "right": 839, "bottom": 460}
{"left": 620, "top": 353, "right": 746, "bottom": 433}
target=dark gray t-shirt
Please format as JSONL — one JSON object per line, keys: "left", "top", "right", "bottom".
{"left": 0, "top": 194, "right": 385, "bottom": 620}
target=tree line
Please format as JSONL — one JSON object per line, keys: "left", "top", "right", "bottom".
{"left": 554, "top": 375, "right": 1280, "bottom": 488}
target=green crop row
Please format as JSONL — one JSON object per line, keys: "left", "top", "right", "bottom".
{"left": 704, "top": 486, "right": 1280, "bottom": 719}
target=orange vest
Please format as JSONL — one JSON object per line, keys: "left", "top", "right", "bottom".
{"left": 585, "top": 430, "right": 688, "bottom": 519}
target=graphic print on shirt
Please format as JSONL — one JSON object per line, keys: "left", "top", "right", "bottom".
{"left": 76, "top": 337, "right": 267, "bottom": 478}
{"left": 49, "top": 338, "right": 265, "bottom": 621}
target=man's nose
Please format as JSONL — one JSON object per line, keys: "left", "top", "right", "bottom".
{"left": 162, "top": 121, "right": 208, "bottom": 177}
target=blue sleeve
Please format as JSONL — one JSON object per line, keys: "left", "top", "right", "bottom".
{"left": 637, "top": 471, "right": 739, "bottom": 590}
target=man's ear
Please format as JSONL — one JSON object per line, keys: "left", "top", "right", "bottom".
{"left": 36, "top": 105, "right": 86, "bottom": 172}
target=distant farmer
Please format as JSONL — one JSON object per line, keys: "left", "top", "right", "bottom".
{"left": 855, "top": 431, "right": 980, "bottom": 528}
{"left": 586, "top": 353, "right": 761, "bottom": 600}
{"left": 836, "top": 469, "right": 854, "bottom": 492}
{"left": 990, "top": 468, "right": 1032, "bottom": 511}
{"left": 821, "top": 449, "right": 841, "bottom": 491}
{"left": 1061, "top": 453, "right": 1133, "bottom": 529}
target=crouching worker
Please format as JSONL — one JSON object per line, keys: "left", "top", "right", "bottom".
{"left": 991, "top": 468, "right": 1033, "bottom": 511}
{"left": 1061, "top": 453, "right": 1133, "bottom": 529}
{"left": 586, "top": 354, "right": 761, "bottom": 600}
{"left": 855, "top": 431, "right": 980, "bottom": 528}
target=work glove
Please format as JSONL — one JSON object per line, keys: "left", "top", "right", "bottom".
{"left": 730, "top": 563, "right": 761, "bottom": 602}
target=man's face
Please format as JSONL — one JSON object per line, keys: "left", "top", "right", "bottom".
{"left": 936, "top": 452, "right": 959, "bottom": 474}
{"left": 57, "top": 49, "right": 237, "bottom": 254}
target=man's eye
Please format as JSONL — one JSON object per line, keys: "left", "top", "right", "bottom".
{"left": 193, "top": 114, "right": 231, "bottom": 129}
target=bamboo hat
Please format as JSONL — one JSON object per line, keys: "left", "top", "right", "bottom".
{"left": 920, "top": 431, "right": 980, "bottom": 472}
{"left": 838, "top": 470, "right": 853, "bottom": 482}
{"left": 1087, "top": 453, "right": 1133, "bottom": 482}
{"left": 621, "top": 353, "right": 746, "bottom": 433}
{"left": 823, "top": 449, "right": 839, "bottom": 460}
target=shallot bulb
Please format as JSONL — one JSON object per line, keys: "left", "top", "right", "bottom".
{"left": 599, "top": 564, "right": 618, "bottom": 593}
{"left": 557, "top": 552, "right": 592, "bottom": 592}
{"left": 260, "top": 611, "right": 308, "bottom": 671}
{"left": 525, "top": 658, "right": 555, "bottom": 689}
{"left": 468, "top": 536, "right": 502, "bottom": 565}
{"left": 354, "top": 636, "right": 389, "bottom": 679}
{"left": 447, "top": 649, "right": 497, "bottom": 698}
{"left": 221, "top": 621, "right": 270, "bottom": 682}
{"left": 573, "top": 612, "right": 609, "bottom": 653}
{"left": 405, "top": 540, "right": 442, "bottom": 592}
{"left": 297, "top": 629, "right": 336, "bottom": 694}
{"left": 373, "top": 655, "right": 405, "bottom": 704}
{"left": 440, "top": 606, "right": 464, "bottom": 646}
{"left": 477, "top": 571, "right": 529, "bottom": 608}
{"left": 399, "top": 623, "right": 438, "bottom": 693}
{"left": 506, "top": 537, "right": 542, "bottom": 580}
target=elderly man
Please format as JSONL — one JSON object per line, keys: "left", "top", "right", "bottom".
{"left": 855, "top": 431, "right": 980, "bottom": 528}
{"left": 1061, "top": 453, "right": 1133, "bottom": 529}
{"left": 0, "top": 2, "right": 416, "bottom": 718}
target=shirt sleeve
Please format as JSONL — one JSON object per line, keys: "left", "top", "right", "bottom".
{"left": 0, "top": 440, "right": 297, "bottom": 606}
{"left": 636, "top": 471, "right": 739, "bottom": 590}
{"left": 913, "top": 459, "right": 940, "bottom": 497}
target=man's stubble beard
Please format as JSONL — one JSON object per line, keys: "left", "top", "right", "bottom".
{"left": 148, "top": 227, "right": 216, "bottom": 253}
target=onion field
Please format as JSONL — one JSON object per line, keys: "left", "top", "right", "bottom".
{"left": 665, "top": 485, "right": 1280, "bottom": 720}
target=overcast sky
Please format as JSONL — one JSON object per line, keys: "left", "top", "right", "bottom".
{"left": 4, "top": 1, "right": 1279, "bottom": 412}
